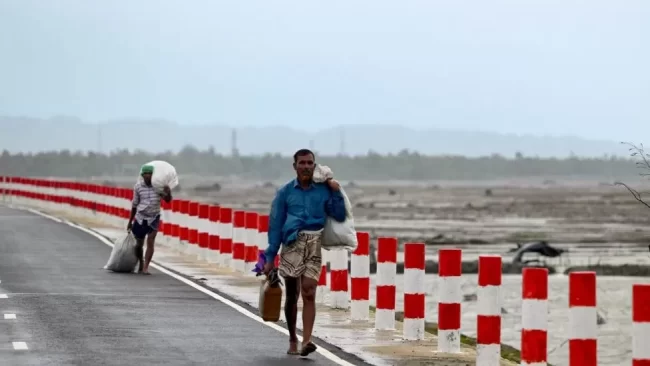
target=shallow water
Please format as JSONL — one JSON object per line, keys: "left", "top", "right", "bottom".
{"left": 367, "top": 272, "right": 649, "bottom": 366}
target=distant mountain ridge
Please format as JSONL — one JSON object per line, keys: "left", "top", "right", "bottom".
{"left": 0, "top": 116, "right": 627, "bottom": 158}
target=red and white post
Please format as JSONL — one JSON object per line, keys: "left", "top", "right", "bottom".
{"left": 521, "top": 267, "right": 548, "bottom": 366}
{"left": 188, "top": 202, "right": 199, "bottom": 256}
{"left": 403, "top": 242, "right": 425, "bottom": 340}
{"left": 231, "top": 211, "right": 246, "bottom": 272}
{"left": 207, "top": 205, "right": 220, "bottom": 264}
{"left": 375, "top": 237, "right": 397, "bottom": 330}
{"left": 476, "top": 255, "right": 502, "bottom": 365}
{"left": 329, "top": 249, "right": 349, "bottom": 309}
{"left": 438, "top": 248, "right": 462, "bottom": 353}
{"left": 244, "top": 212, "right": 259, "bottom": 275}
{"left": 257, "top": 214, "right": 269, "bottom": 260}
{"left": 219, "top": 207, "right": 233, "bottom": 268}
{"left": 316, "top": 249, "right": 328, "bottom": 304}
{"left": 633, "top": 284, "right": 650, "bottom": 365}
{"left": 350, "top": 231, "right": 370, "bottom": 321}
{"left": 198, "top": 204, "right": 210, "bottom": 260}
{"left": 568, "top": 271, "right": 597, "bottom": 366}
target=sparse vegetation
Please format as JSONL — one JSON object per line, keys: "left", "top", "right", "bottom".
{"left": 0, "top": 145, "right": 636, "bottom": 180}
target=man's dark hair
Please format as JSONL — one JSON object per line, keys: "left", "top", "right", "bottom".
{"left": 293, "top": 149, "right": 315, "bottom": 163}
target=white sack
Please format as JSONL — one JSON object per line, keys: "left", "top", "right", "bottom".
{"left": 104, "top": 232, "right": 139, "bottom": 273}
{"left": 312, "top": 164, "right": 358, "bottom": 252}
{"left": 137, "top": 160, "right": 179, "bottom": 193}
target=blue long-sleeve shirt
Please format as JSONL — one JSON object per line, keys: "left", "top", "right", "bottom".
{"left": 265, "top": 179, "right": 347, "bottom": 263}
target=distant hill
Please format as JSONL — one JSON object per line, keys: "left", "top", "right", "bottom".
{"left": 0, "top": 116, "right": 627, "bottom": 158}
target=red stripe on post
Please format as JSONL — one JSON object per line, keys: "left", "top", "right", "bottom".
{"left": 209, "top": 205, "right": 220, "bottom": 222}
{"left": 477, "top": 315, "right": 501, "bottom": 344}
{"left": 569, "top": 339, "right": 597, "bottom": 366}
{"left": 233, "top": 210, "right": 245, "bottom": 228}
{"left": 478, "top": 255, "right": 502, "bottom": 286}
{"left": 350, "top": 277, "right": 370, "bottom": 301}
{"left": 245, "top": 212, "right": 258, "bottom": 230}
{"left": 403, "top": 293, "right": 425, "bottom": 319}
{"left": 377, "top": 237, "right": 397, "bottom": 263}
{"left": 633, "top": 284, "right": 650, "bottom": 322}
{"left": 330, "top": 270, "right": 348, "bottom": 292}
{"left": 233, "top": 243, "right": 245, "bottom": 260}
{"left": 522, "top": 268, "right": 548, "bottom": 299}
{"left": 438, "top": 303, "right": 461, "bottom": 330}
{"left": 220, "top": 207, "right": 232, "bottom": 224}
{"left": 354, "top": 231, "right": 369, "bottom": 255}
{"left": 199, "top": 204, "right": 209, "bottom": 219}
{"left": 521, "top": 329, "right": 548, "bottom": 363}
{"left": 199, "top": 233, "right": 209, "bottom": 248}
{"left": 404, "top": 242, "right": 425, "bottom": 270}
{"left": 569, "top": 271, "right": 596, "bottom": 307}
{"left": 375, "top": 285, "right": 396, "bottom": 310}
{"left": 439, "top": 248, "right": 461, "bottom": 276}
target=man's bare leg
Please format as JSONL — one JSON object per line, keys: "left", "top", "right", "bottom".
{"left": 300, "top": 276, "right": 318, "bottom": 355}
{"left": 142, "top": 231, "right": 157, "bottom": 274}
{"left": 134, "top": 238, "right": 145, "bottom": 273}
{"left": 284, "top": 276, "right": 300, "bottom": 354}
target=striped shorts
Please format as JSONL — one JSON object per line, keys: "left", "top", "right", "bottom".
{"left": 278, "top": 230, "right": 323, "bottom": 281}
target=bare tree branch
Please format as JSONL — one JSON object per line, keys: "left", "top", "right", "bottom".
{"left": 616, "top": 141, "right": 650, "bottom": 209}
{"left": 614, "top": 181, "right": 650, "bottom": 209}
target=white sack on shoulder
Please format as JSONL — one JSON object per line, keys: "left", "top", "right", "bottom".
{"left": 313, "top": 164, "right": 358, "bottom": 252}
{"left": 136, "top": 160, "right": 180, "bottom": 193}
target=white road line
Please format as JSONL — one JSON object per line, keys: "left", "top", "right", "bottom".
{"left": 29, "top": 208, "right": 357, "bottom": 366}
{"left": 4, "top": 314, "right": 16, "bottom": 320}
{"left": 12, "top": 342, "right": 28, "bottom": 350}
{"left": 0, "top": 294, "right": 7, "bottom": 299}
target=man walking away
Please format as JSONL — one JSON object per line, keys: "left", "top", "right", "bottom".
{"left": 127, "top": 164, "right": 172, "bottom": 275}
{"left": 263, "top": 149, "right": 346, "bottom": 356}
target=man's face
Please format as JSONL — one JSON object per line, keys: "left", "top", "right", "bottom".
{"left": 294, "top": 154, "right": 315, "bottom": 181}
{"left": 142, "top": 173, "right": 152, "bottom": 184}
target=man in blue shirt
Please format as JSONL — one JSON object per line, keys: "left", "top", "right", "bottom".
{"left": 263, "top": 148, "right": 346, "bottom": 357}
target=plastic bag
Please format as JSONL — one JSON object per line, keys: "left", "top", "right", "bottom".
{"left": 312, "top": 164, "right": 358, "bottom": 251}
{"left": 104, "top": 232, "right": 139, "bottom": 273}
{"left": 137, "top": 160, "right": 179, "bottom": 193}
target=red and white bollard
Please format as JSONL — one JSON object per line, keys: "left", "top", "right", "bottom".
{"left": 476, "top": 255, "right": 502, "bottom": 365}
{"left": 207, "top": 205, "right": 220, "bottom": 264}
{"left": 219, "top": 207, "right": 233, "bottom": 268}
{"left": 375, "top": 237, "right": 397, "bottom": 330}
{"left": 329, "top": 249, "right": 349, "bottom": 309}
{"left": 178, "top": 200, "right": 190, "bottom": 252}
{"left": 633, "top": 284, "right": 650, "bottom": 365}
{"left": 568, "top": 271, "right": 597, "bottom": 366}
{"left": 231, "top": 210, "right": 246, "bottom": 272}
{"left": 350, "top": 232, "right": 370, "bottom": 321}
{"left": 198, "top": 204, "right": 210, "bottom": 260}
{"left": 403, "top": 242, "right": 425, "bottom": 340}
{"left": 521, "top": 267, "right": 548, "bottom": 366}
{"left": 257, "top": 214, "right": 269, "bottom": 260}
{"left": 188, "top": 201, "right": 199, "bottom": 256}
{"left": 169, "top": 200, "right": 181, "bottom": 252}
{"left": 244, "top": 212, "right": 259, "bottom": 275}
{"left": 438, "top": 248, "right": 462, "bottom": 353}
{"left": 316, "top": 248, "right": 329, "bottom": 304}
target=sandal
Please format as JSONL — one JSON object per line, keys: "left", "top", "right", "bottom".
{"left": 300, "top": 342, "right": 317, "bottom": 357}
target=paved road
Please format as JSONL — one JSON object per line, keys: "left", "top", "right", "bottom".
{"left": 0, "top": 206, "right": 351, "bottom": 366}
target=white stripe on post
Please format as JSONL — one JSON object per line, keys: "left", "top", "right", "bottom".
{"left": 375, "top": 237, "right": 397, "bottom": 330}
{"left": 350, "top": 232, "right": 370, "bottom": 321}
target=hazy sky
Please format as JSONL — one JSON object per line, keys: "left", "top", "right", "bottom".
{"left": 0, "top": 1, "right": 647, "bottom": 141}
